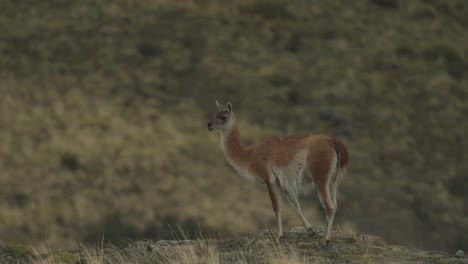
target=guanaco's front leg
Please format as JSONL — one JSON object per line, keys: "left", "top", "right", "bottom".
{"left": 266, "top": 181, "right": 282, "bottom": 241}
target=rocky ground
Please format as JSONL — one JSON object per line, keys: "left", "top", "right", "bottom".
{"left": 1, "top": 226, "right": 466, "bottom": 264}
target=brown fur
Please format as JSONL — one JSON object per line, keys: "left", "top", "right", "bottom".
{"left": 224, "top": 128, "right": 346, "bottom": 184}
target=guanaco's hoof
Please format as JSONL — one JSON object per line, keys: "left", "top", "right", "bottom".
{"left": 322, "top": 239, "right": 330, "bottom": 246}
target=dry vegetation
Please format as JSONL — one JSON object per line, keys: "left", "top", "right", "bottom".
{"left": 0, "top": 0, "right": 467, "bottom": 253}
{"left": 2, "top": 227, "right": 464, "bottom": 264}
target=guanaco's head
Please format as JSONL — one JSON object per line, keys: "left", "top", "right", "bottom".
{"left": 207, "top": 100, "right": 235, "bottom": 131}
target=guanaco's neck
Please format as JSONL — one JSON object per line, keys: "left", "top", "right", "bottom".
{"left": 220, "top": 124, "right": 250, "bottom": 167}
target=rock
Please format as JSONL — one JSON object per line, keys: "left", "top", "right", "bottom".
{"left": 455, "top": 250, "right": 464, "bottom": 258}
{"left": 289, "top": 225, "right": 324, "bottom": 235}
{"left": 289, "top": 226, "right": 307, "bottom": 234}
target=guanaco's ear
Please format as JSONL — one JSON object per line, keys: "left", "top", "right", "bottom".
{"left": 215, "top": 100, "right": 224, "bottom": 110}
{"left": 227, "top": 102, "right": 233, "bottom": 113}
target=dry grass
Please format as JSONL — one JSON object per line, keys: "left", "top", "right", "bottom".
{"left": 159, "top": 240, "right": 219, "bottom": 264}
{"left": 336, "top": 220, "right": 358, "bottom": 238}
{"left": 29, "top": 238, "right": 317, "bottom": 264}
{"left": 266, "top": 246, "right": 312, "bottom": 264}
{"left": 7, "top": 226, "right": 454, "bottom": 264}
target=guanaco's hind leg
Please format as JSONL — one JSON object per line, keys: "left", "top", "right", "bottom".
{"left": 266, "top": 182, "right": 283, "bottom": 241}
{"left": 281, "top": 189, "right": 314, "bottom": 235}
{"left": 310, "top": 149, "right": 338, "bottom": 245}
{"left": 330, "top": 177, "right": 339, "bottom": 210}
{"left": 329, "top": 155, "right": 342, "bottom": 210}
{"left": 316, "top": 181, "right": 336, "bottom": 245}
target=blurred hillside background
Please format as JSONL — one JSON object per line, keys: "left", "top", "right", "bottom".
{"left": 0, "top": 0, "right": 467, "bottom": 253}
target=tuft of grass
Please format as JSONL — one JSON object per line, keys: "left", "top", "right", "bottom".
{"left": 159, "top": 239, "right": 219, "bottom": 264}
{"left": 266, "top": 245, "right": 311, "bottom": 264}
{"left": 336, "top": 220, "right": 358, "bottom": 237}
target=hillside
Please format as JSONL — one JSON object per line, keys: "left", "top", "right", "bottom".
{"left": 0, "top": 0, "right": 467, "bottom": 253}
{"left": 1, "top": 227, "right": 467, "bottom": 264}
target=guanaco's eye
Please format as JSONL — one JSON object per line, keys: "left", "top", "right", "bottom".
{"left": 220, "top": 116, "right": 227, "bottom": 121}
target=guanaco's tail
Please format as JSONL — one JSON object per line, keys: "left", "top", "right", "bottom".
{"left": 327, "top": 137, "right": 349, "bottom": 171}
{"left": 334, "top": 139, "right": 349, "bottom": 171}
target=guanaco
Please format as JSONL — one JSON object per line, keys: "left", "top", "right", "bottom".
{"left": 207, "top": 101, "right": 349, "bottom": 244}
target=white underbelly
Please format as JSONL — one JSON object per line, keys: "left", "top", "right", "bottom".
{"left": 269, "top": 149, "right": 314, "bottom": 197}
